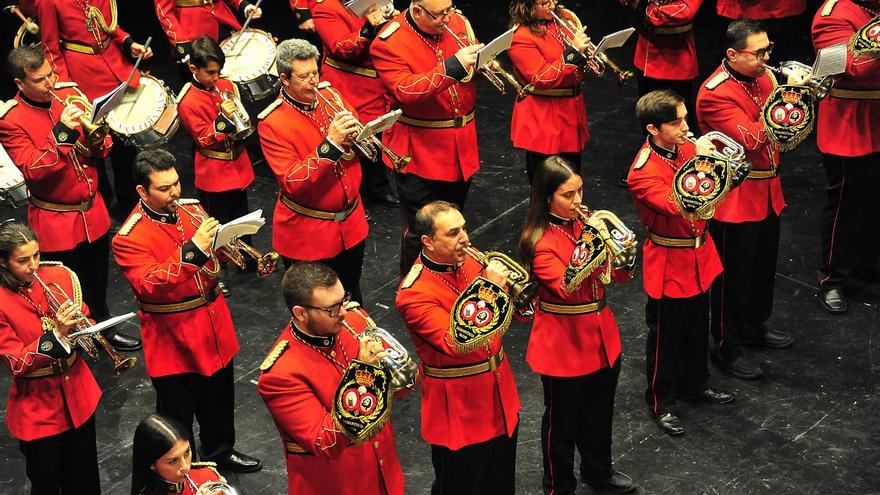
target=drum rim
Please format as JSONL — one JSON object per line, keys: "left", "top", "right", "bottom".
{"left": 221, "top": 29, "right": 277, "bottom": 82}
{"left": 105, "top": 74, "right": 171, "bottom": 134}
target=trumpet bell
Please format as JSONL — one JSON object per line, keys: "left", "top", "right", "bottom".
{"left": 362, "top": 326, "right": 418, "bottom": 392}
{"left": 111, "top": 356, "right": 139, "bottom": 377}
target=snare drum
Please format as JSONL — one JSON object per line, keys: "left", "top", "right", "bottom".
{"left": 0, "top": 145, "right": 29, "bottom": 207}
{"left": 106, "top": 74, "right": 180, "bottom": 149}
{"left": 221, "top": 29, "right": 280, "bottom": 102}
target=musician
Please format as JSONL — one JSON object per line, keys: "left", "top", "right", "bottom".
{"left": 112, "top": 149, "right": 262, "bottom": 473}
{"left": 507, "top": 0, "right": 592, "bottom": 183}
{"left": 290, "top": 0, "right": 317, "bottom": 32}
{"left": 812, "top": 0, "right": 880, "bottom": 313}
{"left": 312, "top": 0, "right": 399, "bottom": 208}
{"left": 370, "top": 0, "right": 484, "bottom": 275}
{"left": 0, "top": 44, "right": 141, "bottom": 352}
{"left": 154, "top": 0, "right": 262, "bottom": 61}
{"left": 395, "top": 201, "right": 520, "bottom": 493}
{"left": 132, "top": 414, "right": 228, "bottom": 495}
{"left": 696, "top": 18, "right": 795, "bottom": 381}
{"left": 716, "top": 1, "right": 808, "bottom": 63}
{"left": 257, "top": 262, "right": 405, "bottom": 495}
{"left": 518, "top": 157, "right": 636, "bottom": 494}
{"left": 258, "top": 39, "right": 368, "bottom": 302}
{"left": 0, "top": 220, "right": 102, "bottom": 494}
{"left": 628, "top": 90, "right": 734, "bottom": 435}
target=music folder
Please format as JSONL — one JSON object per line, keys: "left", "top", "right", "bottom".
{"left": 593, "top": 27, "right": 635, "bottom": 56}
{"left": 345, "top": 0, "right": 392, "bottom": 18}
{"left": 476, "top": 28, "right": 516, "bottom": 69}
{"left": 812, "top": 42, "right": 847, "bottom": 80}
{"left": 213, "top": 210, "right": 267, "bottom": 250}
{"left": 67, "top": 312, "right": 137, "bottom": 339}
{"left": 356, "top": 109, "right": 402, "bottom": 142}
{"left": 90, "top": 81, "right": 128, "bottom": 124}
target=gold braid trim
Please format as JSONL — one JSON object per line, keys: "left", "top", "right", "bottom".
{"left": 87, "top": 0, "right": 118, "bottom": 34}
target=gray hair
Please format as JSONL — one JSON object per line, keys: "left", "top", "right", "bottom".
{"left": 275, "top": 39, "right": 320, "bottom": 76}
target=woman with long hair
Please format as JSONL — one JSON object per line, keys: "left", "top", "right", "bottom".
{"left": 131, "top": 414, "right": 228, "bottom": 495}
{"left": 518, "top": 157, "right": 636, "bottom": 494}
{"left": 0, "top": 220, "right": 102, "bottom": 494}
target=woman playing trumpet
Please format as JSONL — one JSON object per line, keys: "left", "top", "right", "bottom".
{"left": 0, "top": 220, "right": 102, "bottom": 494}
{"left": 518, "top": 158, "right": 636, "bottom": 494}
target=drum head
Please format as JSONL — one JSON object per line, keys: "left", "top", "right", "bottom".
{"left": 221, "top": 30, "right": 277, "bottom": 82}
{"left": 106, "top": 76, "right": 170, "bottom": 134}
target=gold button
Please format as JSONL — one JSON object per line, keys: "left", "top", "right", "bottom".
{"left": 496, "top": 371, "right": 501, "bottom": 378}
{"left": 379, "top": 459, "right": 383, "bottom": 466}
{"left": 374, "top": 441, "right": 379, "bottom": 448}
{"left": 64, "top": 376, "right": 70, "bottom": 382}
{"left": 330, "top": 351, "right": 337, "bottom": 357}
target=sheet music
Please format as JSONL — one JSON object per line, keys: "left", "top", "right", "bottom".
{"left": 90, "top": 82, "right": 128, "bottom": 123}
{"left": 356, "top": 110, "right": 402, "bottom": 142}
{"left": 345, "top": 0, "right": 392, "bottom": 18}
{"left": 812, "top": 42, "right": 847, "bottom": 80}
{"left": 593, "top": 27, "right": 635, "bottom": 56}
{"left": 67, "top": 312, "right": 137, "bottom": 339}
{"left": 476, "top": 28, "right": 516, "bottom": 69}
{"left": 213, "top": 210, "right": 266, "bottom": 249}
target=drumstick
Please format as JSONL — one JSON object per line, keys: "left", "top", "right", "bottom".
{"left": 4, "top": 6, "right": 38, "bottom": 35}
{"left": 122, "top": 36, "right": 152, "bottom": 118}
{"left": 227, "top": 0, "right": 263, "bottom": 54}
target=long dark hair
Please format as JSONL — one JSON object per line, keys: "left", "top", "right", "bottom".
{"left": 518, "top": 156, "right": 579, "bottom": 272}
{"left": 131, "top": 414, "right": 190, "bottom": 495}
{"left": 509, "top": 0, "right": 563, "bottom": 35}
{"left": 0, "top": 220, "right": 37, "bottom": 291}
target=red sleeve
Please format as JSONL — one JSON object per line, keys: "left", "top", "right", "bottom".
{"left": 37, "top": 0, "right": 70, "bottom": 82}
{"left": 177, "top": 94, "right": 229, "bottom": 148}
{"left": 644, "top": 0, "right": 701, "bottom": 26}
{"left": 313, "top": 7, "right": 371, "bottom": 61}
{"left": 396, "top": 289, "right": 462, "bottom": 356}
{"left": 697, "top": 88, "right": 769, "bottom": 153}
{"left": 154, "top": 0, "right": 181, "bottom": 45}
{"left": 370, "top": 39, "right": 461, "bottom": 105}
{"left": 507, "top": 31, "right": 582, "bottom": 89}
{"left": 628, "top": 163, "right": 682, "bottom": 216}
{"left": 111, "top": 233, "right": 208, "bottom": 300}
{"left": 812, "top": 11, "right": 878, "bottom": 80}
{"left": 0, "top": 315, "right": 59, "bottom": 377}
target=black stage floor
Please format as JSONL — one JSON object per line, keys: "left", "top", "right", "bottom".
{"left": 1, "top": 1, "right": 878, "bottom": 494}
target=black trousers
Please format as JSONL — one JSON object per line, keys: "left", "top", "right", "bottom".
{"left": 540, "top": 359, "right": 620, "bottom": 495}
{"left": 106, "top": 141, "right": 140, "bottom": 221}
{"left": 819, "top": 153, "right": 880, "bottom": 290}
{"left": 394, "top": 173, "right": 470, "bottom": 276}
{"left": 430, "top": 426, "right": 518, "bottom": 495}
{"left": 40, "top": 234, "right": 110, "bottom": 321}
{"left": 525, "top": 151, "right": 582, "bottom": 185}
{"left": 358, "top": 133, "right": 393, "bottom": 201}
{"left": 645, "top": 293, "right": 710, "bottom": 414}
{"left": 710, "top": 215, "right": 780, "bottom": 358}
{"left": 151, "top": 361, "right": 236, "bottom": 460}
{"left": 19, "top": 414, "right": 100, "bottom": 495}
{"left": 282, "top": 240, "right": 366, "bottom": 303}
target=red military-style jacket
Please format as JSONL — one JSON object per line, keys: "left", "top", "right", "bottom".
{"left": 0, "top": 263, "right": 102, "bottom": 442}
{"left": 290, "top": 0, "right": 316, "bottom": 24}
{"left": 162, "top": 463, "right": 224, "bottom": 494}
{"left": 508, "top": 9, "right": 589, "bottom": 154}
{"left": 395, "top": 254, "right": 521, "bottom": 450}
{"left": 177, "top": 77, "right": 255, "bottom": 193}
{"left": 696, "top": 63, "right": 785, "bottom": 223}
{"left": 812, "top": 0, "right": 880, "bottom": 157}
{"left": 112, "top": 200, "right": 239, "bottom": 378}
{"left": 528, "top": 214, "right": 632, "bottom": 377}
{"left": 633, "top": 0, "right": 702, "bottom": 81}
{"left": 314, "top": 0, "right": 387, "bottom": 122}
{"left": 0, "top": 84, "right": 112, "bottom": 253}
{"left": 37, "top": 0, "right": 141, "bottom": 101}
{"left": 258, "top": 88, "right": 368, "bottom": 261}
{"left": 155, "top": 0, "right": 248, "bottom": 57}
{"left": 257, "top": 308, "right": 405, "bottom": 495}
{"left": 370, "top": 10, "right": 480, "bottom": 182}
{"left": 627, "top": 138, "right": 723, "bottom": 299}
{"left": 717, "top": 0, "right": 806, "bottom": 19}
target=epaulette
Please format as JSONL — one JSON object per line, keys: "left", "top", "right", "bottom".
{"left": 821, "top": 0, "right": 838, "bottom": 16}
{"left": 633, "top": 147, "right": 650, "bottom": 170}
{"left": 53, "top": 81, "right": 78, "bottom": 89}
{"left": 343, "top": 301, "right": 361, "bottom": 310}
{"left": 704, "top": 71, "right": 729, "bottom": 90}
{"left": 260, "top": 340, "right": 289, "bottom": 371}
{"left": 38, "top": 260, "right": 63, "bottom": 267}
{"left": 118, "top": 213, "right": 142, "bottom": 236}
{"left": 0, "top": 100, "right": 17, "bottom": 119}
{"left": 175, "top": 82, "right": 192, "bottom": 103}
{"left": 378, "top": 21, "right": 399, "bottom": 40}
{"left": 344, "top": 302, "right": 377, "bottom": 327}
{"left": 258, "top": 98, "right": 283, "bottom": 120}
{"left": 401, "top": 263, "right": 422, "bottom": 289}
{"left": 190, "top": 461, "right": 217, "bottom": 468}
{"left": 177, "top": 198, "right": 200, "bottom": 205}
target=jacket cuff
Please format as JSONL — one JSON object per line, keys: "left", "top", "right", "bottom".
{"left": 181, "top": 239, "right": 210, "bottom": 267}
{"left": 214, "top": 114, "right": 235, "bottom": 135}
{"left": 175, "top": 41, "right": 193, "bottom": 60}
{"left": 563, "top": 45, "right": 589, "bottom": 67}
{"left": 317, "top": 138, "right": 344, "bottom": 162}
{"left": 444, "top": 55, "right": 468, "bottom": 81}
{"left": 37, "top": 332, "right": 72, "bottom": 360}
{"left": 295, "top": 7, "right": 312, "bottom": 22}
{"left": 53, "top": 122, "right": 80, "bottom": 147}
{"left": 123, "top": 36, "right": 135, "bottom": 56}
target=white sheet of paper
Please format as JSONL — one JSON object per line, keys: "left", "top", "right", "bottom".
{"left": 593, "top": 27, "right": 635, "bottom": 56}
{"left": 345, "top": 0, "right": 391, "bottom": 18}
{"left": 812, "top": 42, "right": 847, "bottom": 80}
{"left": 213, "top": 210, "right": 266, "bottom": 249}
{"left": 476, "top": 28, "right": 516, "bottom": 69}
{"left": 356, "top": 109, "right": 402, "bottom": 142}
{"left": 91, "top": 81, "right": 129, "bottom": 123}
{"left": 67, "top": 312, "right": 137, "bottom": 339}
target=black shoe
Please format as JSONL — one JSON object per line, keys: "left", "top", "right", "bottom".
{"left": 711, "top": 349, "right": 763, "bottom": 379}
{"left": 819, "top": 288, "right": 847, "bottom": 314}
{"left": 368, "top": 192, "right": 400, "bottom": 208}
{"left": 218, "top": 281, "right": 231, "bottom": 297}
{"left": 679, "top": 387, "right": 735, "bottom": 404}
{"left": 210, "top": 450, "right": 262, "bottom": 473}
{"left": 584, "top": 470, "right": 637, "bottom": 493}
{"left": 652, "top": 411, "right": 684, "bottom": 436}
{"left": 617, "top": 177, "right": 629, "bottom": 188}
{"left": 743, "top": 328, "right": 794, "bottom": 349}
{"left": 101, "top": 329, "right": 142, "bottom": 352}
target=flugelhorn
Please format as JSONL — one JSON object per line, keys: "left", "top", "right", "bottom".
{"left": 32, "top": 271, "right": 138, "bottom": 376}
{"left": 464, "top": 245, "right": 538, "bottom": 309}
{"left": 314, "top": 81, "right": 411, "bottom": 172}
{"left": 550, "top": 10, "right": 634, "bottom": 85}
{"left": 684, "top": 131, "right": 752, "bottom": 181}
{"left": 577, "top": 207, "right": 637, "bottom": 269}
{"left": 173, "top": 200, "right": 280, "bottom": 277}
{"left": 764, "top": 61, "right": 834, "bottom": 99}
{"left": 218, "top": 90, "right": 253, "bottom": 140}
{"left": 48, "top": 90, "right": 109, "bottom": 144}
{"left": 343, "top": 322, "right": 418, "bottom": 392}
{"left": 184, "top": 473, "right": 240, "bottom": 495}
{"left": 443, "top": 22, "right": 534, "bottom": 101}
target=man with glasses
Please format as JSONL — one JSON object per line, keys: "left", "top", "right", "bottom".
{"left": 258, "top": 38, "right": 369, "bottom": 303}
{"left": 696, "top": 18, "right": 798, "bottom": 381}
{"left": 258, "top": 261, "right": 405, "bottom": 495}
{"left": 370, "top": 0, "right": 484, "bottom": 276}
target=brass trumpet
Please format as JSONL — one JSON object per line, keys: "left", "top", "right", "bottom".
{"left": 314, "top": 81, "right": 411, "bottom": 172}
{"left": 173, "top": 200, "right": 280, "bottom": 277}
{"left": 550, "top": 10, "right": 634, "bottom": 85}
{"left": 48, "top": 90, "right": 109, "bottom": 144}
{"left": 764, "top": 61, "right": 834, "bottom": 100}
{"left": 577, "top": 207, "right": 638, "bottom": 269}
{"left": 32, "top": 271, "right": 138, "bottom": 376}
{"left": 684, "top": 131, "right": 752, "bottom": 181}
{"left": 464, "top": 245, "right": 537, "bottom": 309}
{"left": 218, "top": 90, "right": 254, "bottom": 140}
{"left": 343, "top": 322, "right": 418, "bottom": 392}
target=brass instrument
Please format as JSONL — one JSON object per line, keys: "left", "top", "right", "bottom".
{"left": 314, "top": 81, "right": 411, "bottom": 172}
{"left": 184, "top": 473, "right": 240, "bottom": 495}
{"left": 443, "top": 23, "right": 534, "bottom": 101}
{"left": 4, "top": 5, "right": 38, "bottom": 35}
{"left": 684, "top": 131, "right": 752, "bottom": 181}
{"left": 764, "top": 61, "right": 834, "bottom": 100}
{"left": 173, "top": 200, "right": 280, "bottom": 277}
{"left": 464, "top": 245, "right": 538, "bottom": 309}
{"left": 48, "top": 90, "right": 109, "bottom": 144}
{"left": 218, "top": 90, "right": 254, "bottom": 140}
{"left": 550, "top": 10, "right": 634, "bottom": 85}
{"left": 32, "top": 272, "right": 138, "bottom": 376}
{"left": 343, "top": 322, "right": 418, "bottom": 392}
{"left": 577, "top": 207, "right": 638, "bottom": 269}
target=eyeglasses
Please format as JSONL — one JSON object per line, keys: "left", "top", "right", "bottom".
{"left": 737, "top": 42, "right": 774, "bottom": 59}
{"left": 300, "top": 292, "right": 352, "bottom": 318}
{"left": 290, "top": 71, "right": 320, "bottom": 83}
{"left": 418, "top": 3, "right": 455, "bottom": 20}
